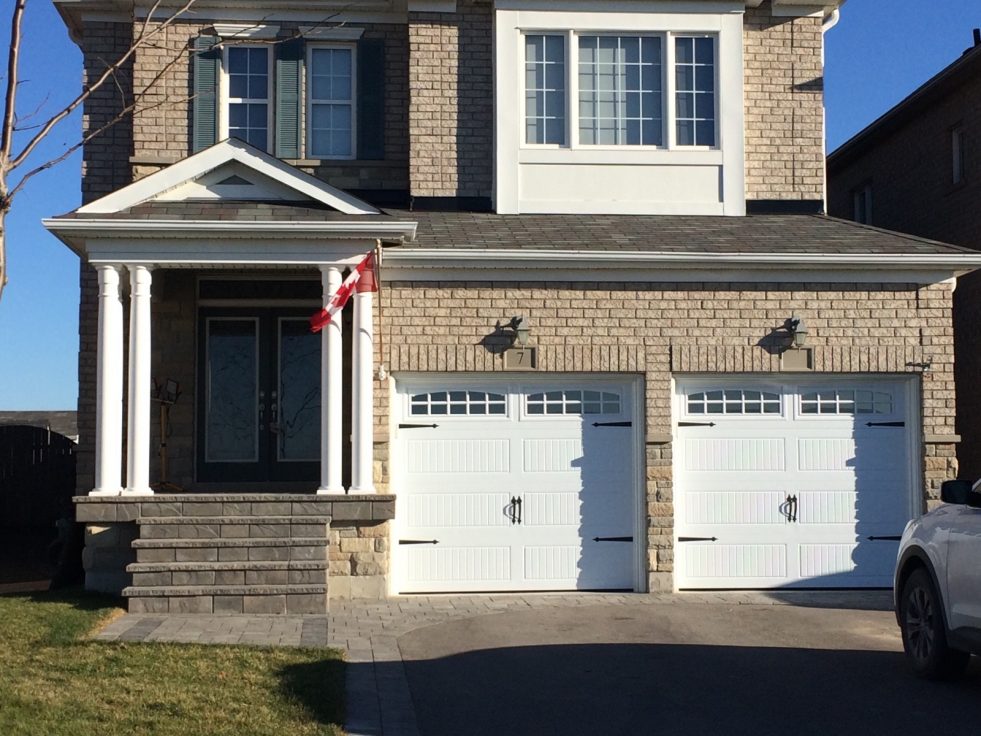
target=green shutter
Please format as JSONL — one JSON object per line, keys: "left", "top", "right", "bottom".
{"left": 357, "top": 38, "right": 386, "bottom": 161}
{"left": 191, "top": 35, "right": 220, "bottom": 153}
{"left": 275, "top": 38, "right": 304, "bottom": 159}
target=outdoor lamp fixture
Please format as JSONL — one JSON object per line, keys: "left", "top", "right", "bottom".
{"left": 787, "top": 316, "right": 808, "bottom": 349}
{"left": 508, "top": 316, "right": 531, "bottom": 347}
{"left": 153, "top": 378, "right": 181, "bottom": 405}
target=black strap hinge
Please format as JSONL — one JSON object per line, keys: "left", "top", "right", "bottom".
{"left": 678, "top": 536, "right": 719, "bottom": 542}
{"left": 593, "top": 536, "right": 633, "bottom": 542}
{"left": 867, "top": 535, "right": 902, "bottom": 541}
{"left": 593, "top": 421, "right": 632, "bottom": 427}
{"left": 399, "top": 423, "right": 439, "bottom": 429}
{"left": 679, "top": 422, "right": 717, "bottom": 427}
{"left": 866, "top": 421, "right": 905, "bottom": 427}
{"left": 399, "top": 539, "right": 439, "bottom": 545}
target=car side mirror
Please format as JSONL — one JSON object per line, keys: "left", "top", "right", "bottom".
{"left": 941, "top": 479, "right": 974, "bottom": 505}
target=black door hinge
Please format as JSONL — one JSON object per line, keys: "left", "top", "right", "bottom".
{"left": 593, "top": 536, "right": 633, "bottom": 543}
{"left": 867, "top": 535, "right": 903, "bottom": 541}
{"left": 399, "top": 423, "right": 439, "bottom": 429}
{"left": 678, "top": 536, "right": 719, "bottom": 542}
{"left": 399, "top": 539, "right": 439, "bottom": 545}
{"left": 866, "top": 421, "right": 905, "bottom": 427}
{"left": 679, "top": 422, "right": 717, "bottom": 427}
{"left": 593, "top": 421, "right": 632, "bottom": 427}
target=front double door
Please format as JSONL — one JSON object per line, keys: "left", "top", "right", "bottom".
{"left": 198, "top": 308, "right": 326, "bottom": 483}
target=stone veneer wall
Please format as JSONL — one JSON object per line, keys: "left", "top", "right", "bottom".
{"left": 743, "top": 3, "right": 826, "bottom": 202}
{"left": 373, "top": 280, "right": 957, "bottom": 591}
{"left": 407, "top": 0, "right": 494, "bottom": 199}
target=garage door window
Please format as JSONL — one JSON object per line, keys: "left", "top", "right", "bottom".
{"left": 686, "top": 389, "right": 781, "bottom": 415}
{"left": 527, "top": 390, "right": 620, "bottom": 415}
{"left": 409, "top": 390, "right": 507, "bottom": 416}
{"left": 800, "top": 389, "right": 892, "bottom": 415}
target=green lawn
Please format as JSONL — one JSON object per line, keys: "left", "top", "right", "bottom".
{"left": 0, "top": 590, "right": 344, "bottom": 736}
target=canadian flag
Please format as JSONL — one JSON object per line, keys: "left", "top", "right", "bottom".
{"left": 309, "top": 250, "right": 378, "bottom": 334}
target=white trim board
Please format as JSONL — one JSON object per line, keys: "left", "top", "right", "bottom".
{"left": 75, "top": 139, "right": 381, "bottom": 215}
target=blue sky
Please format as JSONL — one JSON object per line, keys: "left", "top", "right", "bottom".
{"left": 0, "top": 0, "right": 979, "bottom": 409}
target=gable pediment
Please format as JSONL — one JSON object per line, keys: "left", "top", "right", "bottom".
{"left": 77, "top": 138, "right": 380, "bottom": 215}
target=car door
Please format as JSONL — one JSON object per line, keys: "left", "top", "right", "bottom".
{"left": 945, "top": 499, "right": 981, "bottom": 632}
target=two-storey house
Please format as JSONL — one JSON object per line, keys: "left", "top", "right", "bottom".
{"left": 828, "top": 35, "right": 981, "bottom": 479}
{"left": 43, "top": 0, "right": 981, "bottom": 613}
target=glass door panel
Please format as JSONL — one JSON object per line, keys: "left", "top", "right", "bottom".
{"left": 205, "top": 318, "right": 259, "bottom": 463}
{"left": 277, "top": 318, "right": 321, "bottom": 462}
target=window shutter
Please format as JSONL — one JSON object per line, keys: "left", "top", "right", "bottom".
{"left": 191, "top": 35, "right": 220, "bottom": 153}
{"left": 357, "top": 38, "right": 386, "bottom": 161}
{"left": 275, "top": 37, "right": 304, "bottom": 159}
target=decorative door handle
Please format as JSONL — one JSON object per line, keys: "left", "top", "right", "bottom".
{"left": 509, "top": 497, "right": 517, "bottom": 524}
{"left": 515, "top": 496, "right": 522, "bottom": 525}
{"left": 790, "top": 495, "right": 798, "bottom": 523}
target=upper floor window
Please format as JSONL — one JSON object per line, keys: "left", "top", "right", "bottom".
{"left": 522, "top": 31, "right": 716, "bottom": 149}
{"left": 952, "top": 125, "right": 965, "bottom": 185}
{"left": 852, "top": 183, "right": 873, "bottom": 224}
{"left": 308, "top": 46, "right": 356, "bottom": 159}
{"left": 225, "top": 46, "right": 272, "bottom": 151}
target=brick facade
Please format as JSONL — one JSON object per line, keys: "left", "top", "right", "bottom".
{"left": 827, "top": 50, "right": 981, "bottom": 476}
{"left": 408, "top": 0, "right": 494, "bottom": 199}
{"left": 743, "top": 5, "right": 826, "bottom": 202}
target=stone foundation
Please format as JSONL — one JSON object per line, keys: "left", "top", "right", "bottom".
{"left": 329, "top": 520, "right": 392, "bottom": 600}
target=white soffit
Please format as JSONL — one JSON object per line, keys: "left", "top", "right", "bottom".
{"left": 76, "top": 138, "right": 381, "bottom": 215}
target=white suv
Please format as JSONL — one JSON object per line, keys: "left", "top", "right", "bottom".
{"left": 895, "top": 478, "right": 981, "bottom": 679}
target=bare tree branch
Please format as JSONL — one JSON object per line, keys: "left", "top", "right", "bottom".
{"left": 8, "top": 0, "right": 197, "bottom": 170}
{"left": 1, "top": 0, "right": 26, "bottom": 172}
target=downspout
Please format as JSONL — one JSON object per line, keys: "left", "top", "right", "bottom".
{"left": 820, "top": 7, "right": 842, "bottom": 214}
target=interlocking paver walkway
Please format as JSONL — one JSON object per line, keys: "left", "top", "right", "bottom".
{"left": 92, "top": 590, "right": 893, "bottom": 736}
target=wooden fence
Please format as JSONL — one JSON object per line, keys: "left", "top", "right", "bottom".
{"left": 0, "top": 425, "right": 77, "bottom": 529}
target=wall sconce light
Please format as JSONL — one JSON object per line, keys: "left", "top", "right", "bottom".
{"left": 508, "top": 316, "right": 531, "bottom": 347}
{"left": 787, "top": 316, "right": 808, "bottom": 349}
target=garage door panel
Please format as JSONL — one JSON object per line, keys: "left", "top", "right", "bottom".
{"left": 403, "top": 545, "right": 512, "bottom": 589}
{"left": 522, "top": 438, "right": 582, "bottom": 473}
{"left": 683, "top": 543, "right": 789, "bottom": 580}
{"left": 404, "top": 492, "right": 513, "bottom": 528}
{"left": 796, "top": 437, "right": 904, "bottom": 473}
{"left": 798, "top": 543, "right": 894, "bottom": 585}
{"left": 521, "top": 491, "right": 580, "bottom": 526}
{"left": 683, "top": 438, "right": 786, "bottom": 472}
{"left": 406, "top": 438, "right": 511, "bottom": 474}
{"left": 684, "top": 491, "right": 789, "bottom": 525}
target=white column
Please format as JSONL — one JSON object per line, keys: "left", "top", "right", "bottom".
{"left": 92, "top": 265, "right": 124, "bottom": 496}
{"left": 125, "top": 265, "right": 154, "bottom": 495}
{"left": 318, "top": 266, "right": 344, "bottom": 494}
{"left": 350, "top": 288, "right": 375, "bottom": 493}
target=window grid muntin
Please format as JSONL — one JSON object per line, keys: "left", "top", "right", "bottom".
{"left": 674, "top": 35, "right": 716, "bottom": 147}
{"left": 409, "top": 390, "right": 507, "bottom": 417}
{"left": 526, "top": 389, "right": 621, "bottom": 416}
{"left": 308, "top": 45, "right": 356, "bottom": 159}
{"left": 800, "top": 389, "right": 893, "bottom": 416}
{"left": 577, "top": 34, "right": 663, "bottom": 147}
{"left": 686, "top": 389, "right": 781, "bottom": 416}
{"left": 525, "top": 34, "right": 567, "bottom": 145}
{"left": 227, "top": 46, "right": 271, "bottom": 151}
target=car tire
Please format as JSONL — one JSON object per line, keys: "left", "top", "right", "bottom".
{"left": 899, "top": 568, "right": 971, "bottom": 680}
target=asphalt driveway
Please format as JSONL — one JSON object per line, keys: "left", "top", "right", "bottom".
{"left": 398, "top": 598, "right": 981, "bottom": 736}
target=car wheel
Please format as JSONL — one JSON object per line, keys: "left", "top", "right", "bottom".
{"left": 900, "top": 568, "right": 970, "bottom": 680}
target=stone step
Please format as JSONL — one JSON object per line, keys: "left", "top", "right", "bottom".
{"left": 133, "top": 537, "right": 328, "bottom": 563}
{"left": 127, "top": 561, "right": 328, "bottom": 572}
{"left": 122, "top": 584, "right": 328, "bottom": 615}
{"left": 127, "top": 560, "right": 328, "bottom": 587}
{"left": 135, "top": 516, "right": 330, "bottom": 540}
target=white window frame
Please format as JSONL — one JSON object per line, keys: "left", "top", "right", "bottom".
{"left": 520, "top": 30, "right": 718, "bottom": 152}
{"left": 219, "top": 44, "right": 274, "bottom": 153}
{"left": 306, "top": 43, "right": 358, "bottom": 161}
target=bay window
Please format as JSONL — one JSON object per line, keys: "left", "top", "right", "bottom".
{"left": 522, "top": 31, "right": 717, "bottom": 149}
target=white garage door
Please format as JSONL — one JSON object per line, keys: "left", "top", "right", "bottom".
{"left": 675, "top": 377, "right": 914, "bottom": 589}
{"left": 395, "top": 377, "right": 639, "bottom": 593}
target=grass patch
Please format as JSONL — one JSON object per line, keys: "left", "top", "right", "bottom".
{"left": 0, "top": 590, "right": 344, "bottom": 736}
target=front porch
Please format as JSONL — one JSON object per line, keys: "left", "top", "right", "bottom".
{"left": 76, "top": 493, "right": 396, "bottom": 610}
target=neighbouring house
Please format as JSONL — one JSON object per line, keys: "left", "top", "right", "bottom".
{"left": 41, "top": 0, "right": 981, "bottom": 614}
{"left": 828, "top": 33, "right": 981, "bottom": 479}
